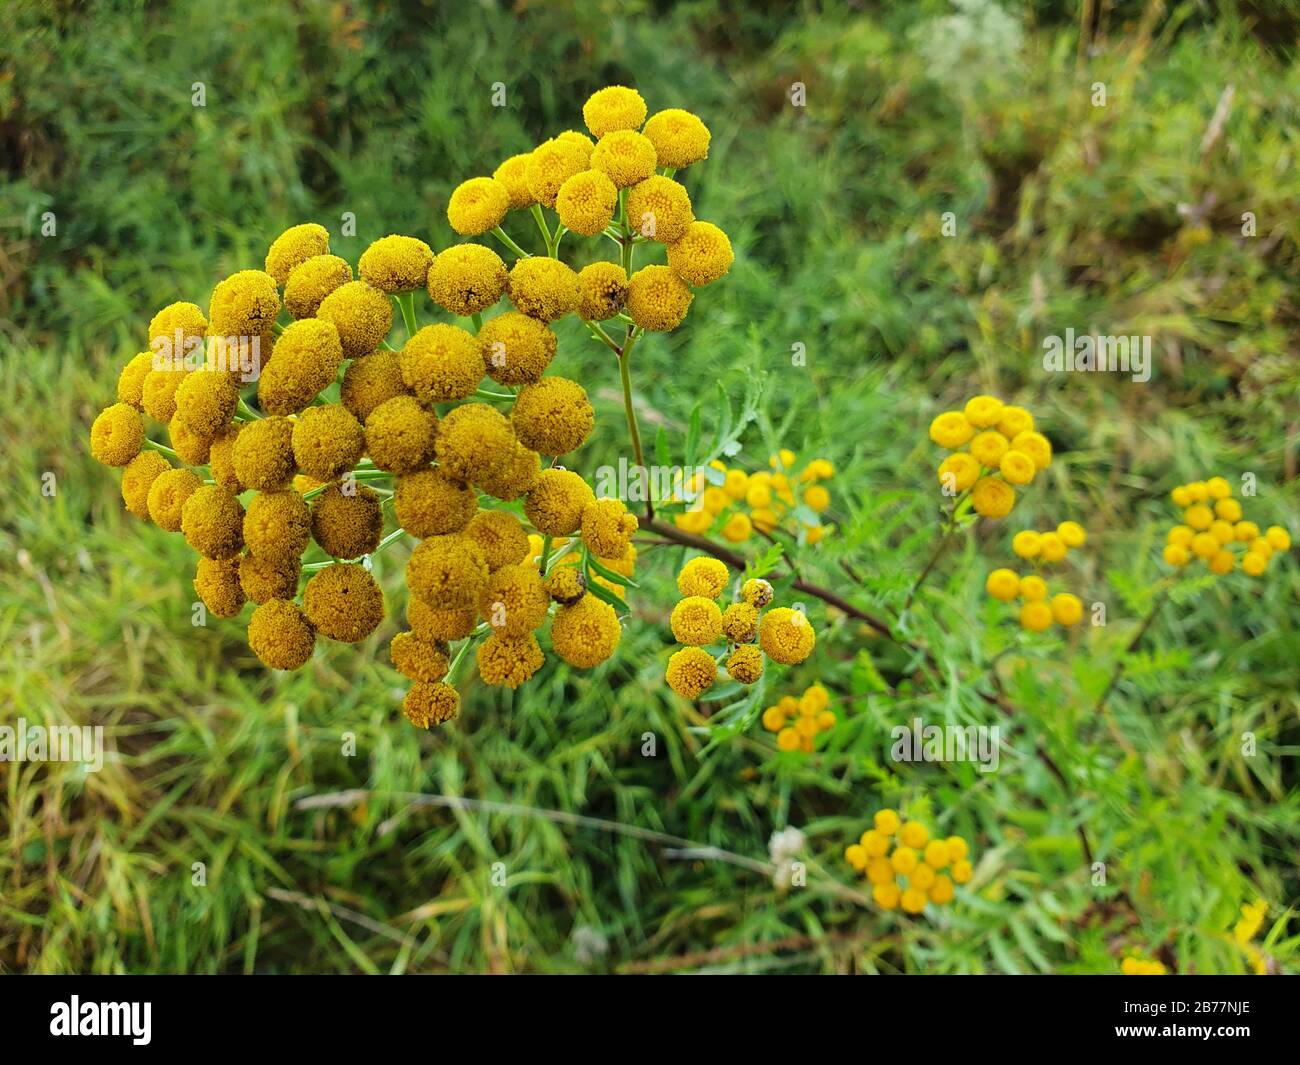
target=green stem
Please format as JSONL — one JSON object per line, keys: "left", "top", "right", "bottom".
{"left": 395, "top": 292, "right": 418, "bottom": 341}
{"left": 141, "top": 438, "right": 182, "bottom": 461}
{"left": 540, "top": 535, "right": 553, "bottom": 573}
{"left": 475, "top": 386, "right": 515, "bottom": 401}
{"left": 237, "top": 397, "right": 262, "bottom": 420}
{"left": 529, "top": 205, "right": 552, "bottom": 251}
{"left": 621, "top": 234, "right": 634, "bottom": 276}
{"left": 662, "top": 166, "right": 677, "bottom": 179}
{"left": 551, "top": 225, "right": 567, "bottom": 258}
{"left": 470, "top": 312, "right": 484, "bottom": 333}
{"left": 445, "top": 636, "right": 478, "bottom": 685}
{"left": 582, "top": 320, "right": 621, "bottom": 356}
{"left": 490, "top": 226, "right": 530, "bottom": 259}
{"left": 618, "top": 328, "right": 651, "bottom": 521}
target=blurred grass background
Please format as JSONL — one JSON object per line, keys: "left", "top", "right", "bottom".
{"left": 2, "top": 0, "right": 1298, "bottom": 973}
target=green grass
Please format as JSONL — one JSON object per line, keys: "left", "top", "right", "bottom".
{"left": 1, "top": 0, "right": 1298, "bottom": 974}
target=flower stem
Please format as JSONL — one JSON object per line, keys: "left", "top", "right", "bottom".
{"left": 475, "top": 386, "right": 514, "bottom": 401}
{"left": 617, "top": 326, "right": 651, "bottom": 521}
{"left": 529, "top": 205, "right": 553, "bottom": 252}
{"left": 142, "top": 438, "right": 182, "bottom": 460}
{"left": 582, "top": 320, "right": 621, "bottom": 356}
{"left": 395, "top": 292, "right": 419, "bottom": 341}
{"left": 237, "top": 397, "right": 262, "bottom": 420}
{"left": 490, "top": 226, "right": 530, "bottom": 260}
{"left": 470, "top": 312, "right": 484, "bottom": 333}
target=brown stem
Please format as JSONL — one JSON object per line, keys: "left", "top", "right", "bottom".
{"left": 903, "top": 522, "right": 958, "bottom": 611}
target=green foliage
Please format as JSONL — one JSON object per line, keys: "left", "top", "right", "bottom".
{"left": 1, "top": 0, "right": 1297, "bottom": 975}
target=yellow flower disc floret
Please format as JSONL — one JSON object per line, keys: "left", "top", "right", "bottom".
{"left": 232, "top": 415, "right": 297, "bottom": 491}
{"left": 90, "top": 403, "right": 145, "bottom": 467}
{"left": 665, "top": 646, "right": 717, "bottom": 700}
{"left": 929, "top": 410, "right": 974, "bottom": 449}
{"left": 577, "top": 262, "right": 628, "bottom": 321}
{"left": 666, "top": 593, "right": 722, "bottom": 647}
{"left": 243, "top": 489, "right": 310, "bottom": 562}
{"left": 507, "top": 258, "right": 580, "bottom": 323}
{"left": 316, "top": 281, "right": 394, "bottom": 358}
{"left": 581, "top": 498, "right": 639, "bottom": 558}
{"left": 759, "top": 607, "right": 816, "bottom": 665}
{"left": 626, "top": 264, "right": 693, "bottom": 331}
{"left": 403, "top": 681, "right": 461, "bottom": 728}
{"left": 400, "top": 323, "right": 485, "bottom": 403}
{"left": 146, "top": 467, "right": 202, "bottom": 531}
{"left": 208, "top": 270, "right": 280, "bottom": 338}
{"left": 193, "top": 556, "right": 245, "bottom": 619}
{"left": 358, "top": 234, "right": 435, "bottom": 294}
{"left": 666, "top": 221, "right": 734, "bottom": 287}
{"left": 642, "top": 108, "right": 711, "bottom": 168}
{"left": 677, "top": 557, "right": 729, "bottom": 599}
{"left": 310, "top": 482, "right": 383, "bottom": 560}
{"left": 447, "top": 177, "right": 510, "bottom": 236}
{"left": 181, "top": 484, "right": 245, "bottom": 559}
{"left": 395, "top": 467, "right": 476, "bottom": 538}
{"left": 582, "top": 85, "right": 647, "bottom": 138}
{"left": 258, "top": 319, "right": 345, "bottom": 416}
{"left": 479, "top": 562, "right": 550, "bottom": 634}
{"left": 265, "top": 223, "right": 330, "bottom": 285}
{"left": 511, "top": 377, "right": 594, "bottom": 456}
{"left": 477, "top": 311, "right": 557, "bottom": 385}
{"left": 476, "top": 631, "right": 545, "bottom": 688}
{"left": 389, "top": 631, "right": 451, "bottom": 684}
{"left": 590, "top": 130, "right": 657, "bottom": 189}
{"left": 524, "top": 468, "right": 596, "bottom": 536}
{"left": 725, "top": 644, "right": 764, "bottom": 684}
{"left": 364, "top": 395, "right": 438, "bottom": 474}
{"left": 434, "top": 402, "right": 515, "bottom": 486}
{"left": 720, "top": 601, "right": 759, "bottom": 643}
{"left": 283, "top": 254, "right": 352, "bottom": 319}
{"left": 426, "top": 244, "right": 507, "bottom": 317}
{"left": 407, "top": 534, "right": 490, "bottom": 609}
{"left": 625, "top": 175, "right": 694, "bottom": 243}
{"left": 340, "top": 350, "right": 409, "bottom": 421}
{"left": 291, "top": 404, "right": 365, "bottom": 482}
{"left": 556, "top": 169, "right": 619, "bottom": 235}
{"left": 493, "top": 153, "right": 536, "bottom": 210}
{"left": 524, "top": 137, "right": 589, "bottom": 209}
{"left": 247, "top": 599, "right": 316, "bottom": 670}
{"left": 303, "top": 563, "right": 385, "bottom": 643}
{"left": 971, "top": 476, "right": 1015, "bottom": 519}
{"left": 174, "top": 368, "right": 237, "bottom": 437}
{"left": 550, "top": 593, "right": 622, "bottom": 668}
{"left": 120, "top": 451, "right": 170, "bottom": 518}
{"left": 464, "top": 509, "right": 531, "bottom": 571}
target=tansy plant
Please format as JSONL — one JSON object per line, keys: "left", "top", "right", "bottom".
{"left": 844, "top": 809, "right": 974, "bottom": 916}
{"left": 89, "top": 84, "right": 733, "bottom": 730}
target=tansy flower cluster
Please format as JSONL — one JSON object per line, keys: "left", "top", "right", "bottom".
{"left": 761, "top": 683, "right": 836, "bottom": 753}
{"left": 664, "top": 561, "right": 816, "bottom": 700}
{"left": 447, "top": 84, "right": 732, "bottom": 342}
{"left": 929, "top": 395, "right": 1050, "bottom": 519}
{"left": 1161, "top": 477, "right": 1290, "bottom": 578}
{"left": 672, "top": 451, "right": 836, "bottom": 546}
{"left": 1232, "top": 898, "right": 1269, "bottom": 975}
{"left": 1010, "top": 520, "right": 1087, "bottom": 563}
{"left": 843, "top": 809, "right": 973, "bottom": 915}
{"left": 985, "top": 568, "right": 1084, "bottom": 632}
{"left": 1120, "top": 954, "right": 1168, "bottom": 975}
{"left": 91, "top": 199, "right": 652, "bottom": 727}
